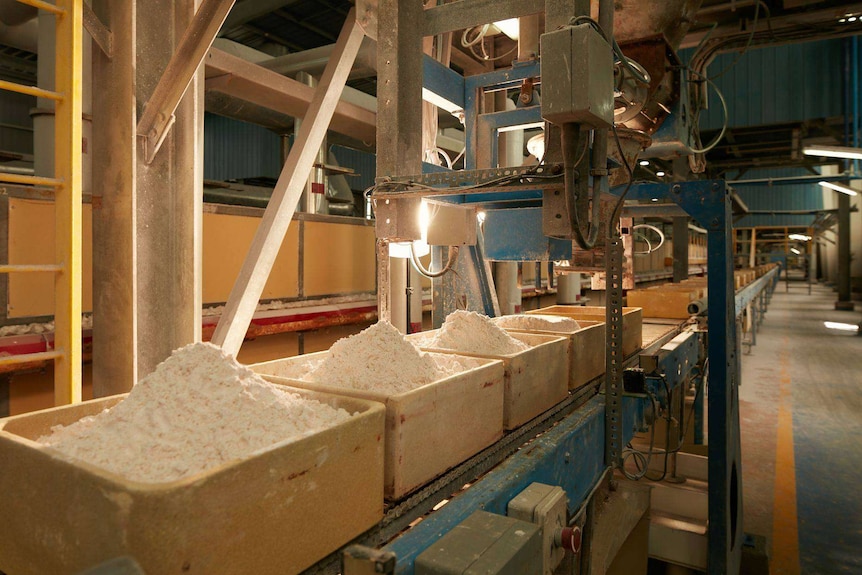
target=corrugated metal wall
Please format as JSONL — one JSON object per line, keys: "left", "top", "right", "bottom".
{"left": 681, "top": 39, "right": 845, "bottom": 130}
{"left": 730, "top": 167, "right": 823, "bottom": 228}
{"left": 204, "top": 113, "right": 282, "bottom": 181}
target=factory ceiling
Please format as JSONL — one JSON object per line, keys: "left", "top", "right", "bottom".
{"left": 0, "top": 0, "right": 860, "bottom": 174}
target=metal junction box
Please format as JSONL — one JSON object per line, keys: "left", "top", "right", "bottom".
{"left": 415, "top": 510, "right": 542, "bottom": 575}
{"left": 541, "top": 24, "right": 614, "bottom": 129}
{"left": 508, "top": 483, "right": 568, "bottom": 575}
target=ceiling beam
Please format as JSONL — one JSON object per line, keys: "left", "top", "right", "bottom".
{"left": 220, "top": 0, "right": 302, "bottom": 33}
{"left": 205, "top": 47, "right": 376, "bottom": 143}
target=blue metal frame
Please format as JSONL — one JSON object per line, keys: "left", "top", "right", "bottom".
{"left": 614, "top": 179, "right": 743, "bottom": 574}
{"left": 382, "top": 395, "right": 649, "bottom": 573}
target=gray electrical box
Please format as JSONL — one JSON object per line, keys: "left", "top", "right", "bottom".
{"left": 541, "top": 24, "right": 614, "bottom": 128}
{"left": 415, "top": 510, "right": 542, "bottom": 575}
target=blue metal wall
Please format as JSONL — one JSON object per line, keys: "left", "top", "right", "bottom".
{"left": 681, "top": 39, "right": 845, "bottom": 131}
{"left": 330, "top": 144, "right": 376, "bottom": 191}
{"left": 730, "top": 167, "right": 823, "bottom": 228}
{"left": 203, "top": 113, "right": 282, "bottom": 181}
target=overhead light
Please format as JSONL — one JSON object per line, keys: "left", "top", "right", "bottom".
{"left": 493, "top": 18, "right": 520, "bottom": 41}
{"left": 651, "top": 198, "right": 659, "bottom": 202}
{"left": 477, "top": 210, "right": 487, "bottom": 224}
{"left": 849, "top": 16, "right": 858, "bottom": 22}
{"left": 839, "top": 18, "right": 847, "bottom": 23}
{"left": 526, "top": 133, "right": 545, "bottom": 159}
{"left": 788, "top": 233, "right": 811, "bottom": 241}
{"left": 639, "top": 160, "right": 650, "bottom": 166}
{"left": 824, "top": 321, "right": 860, "bottom": 332}
{"left": 655, "top": 171, "right": 666, "bottom": 177}
{"left": 790, "top": 247, "right": 801, "bottom": 255}
{"left": 819, "top": 181, "right": 859, "bottom": 196}
{"left": 803, "top": 145, "right": 862, "bottom": 160}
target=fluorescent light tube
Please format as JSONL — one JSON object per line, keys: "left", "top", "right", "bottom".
{"left": 824, "top": 321, "right": 860, "bottom": 332}
{"left": 790, "top": 248, "right": 801, "bottom": 255}
{"left": 803, "top": 145, "right": 862, "bottom": 160}
{"left": 819, "top": 181, "right": 859, "bottom": 196}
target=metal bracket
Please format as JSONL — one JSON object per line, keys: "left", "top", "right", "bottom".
{"left": 83, "top": 3, "right": 113, "bottom": 58}
{"left": 342, "top": 545, "right": 396, "bottom": 575}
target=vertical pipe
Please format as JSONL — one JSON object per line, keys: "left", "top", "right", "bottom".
{"left": 854, "top": 36, "right": 860, "bottom": 174}
{"left": 556, "top": 272, "right": 581, "bottom": 304}
{"left": 495, "top": 261, "right": 521, "bottom": 315}
{"left": 408, "top": 263, "right": 423, "bottom": 332}
{"left": 517, "top": 14, "right": 539, "bottom": 62}
{"left": 391, "top": 257, "right": 408, "bottom": 332}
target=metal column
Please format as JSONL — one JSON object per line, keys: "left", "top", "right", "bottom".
{"left": 135, "top": 0, "right": 203, "bottom": 377}
{"left": 835, "top": 192, "right": 854, "bottom": 310}
{"left": 92, "top": 0, "right": 137, "bottom": 395}
{"left": 673, "top": 216, "right": 689, "bottom": 283}
{"left": 375, "top": 0, "right": 424, "bottom": 323}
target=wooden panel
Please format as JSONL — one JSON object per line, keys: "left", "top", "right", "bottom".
{"left": 8, "top": 199, "right": 93, "bottom": 318}
{"left": 202, "top": 212, "right": 299, "bottom": 304}
{"left": 303, "top": 221, "right": 375, "bottom": 296}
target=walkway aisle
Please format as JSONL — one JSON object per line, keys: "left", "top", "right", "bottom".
{"left": 739, "top": 282, "right": 862, "bottom": 574}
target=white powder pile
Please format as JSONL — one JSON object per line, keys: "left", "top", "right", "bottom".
{"left": 429, "top": 310, "right": 530, "bottom": 356}
{"left": 40, "top": 342, "right": 351, "bottom": 483}
{"left": 307, "top": 321, "right": 446, "bottom": 394}
{"left": 493, "top": 314, "right": 581, "bottom": 333}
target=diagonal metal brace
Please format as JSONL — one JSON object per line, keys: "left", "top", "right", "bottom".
{"left": 211, "top": 9, "right": 365, "bottom": 356}
{"left": 136, "top": 0, "right": 236, "bottom": 164}
{"left": 83, "top": 3, "right": 113, "bottom": 58}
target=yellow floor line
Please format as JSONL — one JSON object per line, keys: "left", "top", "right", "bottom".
{"left": 771, "top": 342, "right": 800, "bottom": 574}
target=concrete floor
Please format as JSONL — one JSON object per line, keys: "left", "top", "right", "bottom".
{"left": 739, "top": 281, "right": 862, "bottom": 574}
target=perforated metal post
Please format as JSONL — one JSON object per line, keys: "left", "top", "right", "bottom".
{"left": 604, "top": 236, "right": 624, "bottom": 466}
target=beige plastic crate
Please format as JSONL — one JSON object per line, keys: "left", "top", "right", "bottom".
{"left": 496, "top": 319, "right": 603, "bottom": 392}
{"left": 627, "top": 287, "right": 703, "bottom": 319}
{"left": 526, "top": 306, "right": 643, "bottom": 360}
{"left": 409, "top": 332, "right": 568, "bottom": 431}
{"left": 0, "top": 388, "right": 385, "bottom": 575}
{"left": 252, "top": 352, "right": 505, "bottom": 500}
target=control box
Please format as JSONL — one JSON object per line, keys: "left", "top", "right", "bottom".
{"left": 415, "top": 510, "right": 542, "bottom": 575}
{"left": 508, "top": 483, "right": 568, "bottom": 575}
{"left": 541, "top": 24, "right": 614, "bottom": 128}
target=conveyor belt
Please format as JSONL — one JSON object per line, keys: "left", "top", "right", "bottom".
{"left": 300, "top": 319, "right": 688, "bottom": 575}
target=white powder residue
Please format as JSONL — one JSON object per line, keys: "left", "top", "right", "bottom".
{"left": 429, "top": 310, "right": 530, "bottom": 356}
{"left": 306, "top": 321, "right": 447, "bottom": 394}
{"left": 493, "top": 314, "right": 580, "bottom": 333}
{"left": 40, "top": 342, "right": 351, "bottom": 483}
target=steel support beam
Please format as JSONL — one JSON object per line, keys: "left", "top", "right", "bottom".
{"left": 136, "top": 0, "right": 236, "bottom": 163}
{"left": 673, "top": 216, "right": 689, "bottom": 283}
{"left": 211, "top": 10, "right": 364, "bottom": 356}
{"left": 91, "top": 0, "right": 137, "bottom": 396}
{"left": 424, "top": 0, "right": 544, "bottom": 37}
{"left": 835, "top": 192, "right": 854, "bottom": 310}
{"left": 135, "top": 0, "right": 203, "bottom": 377}
{"left": 82, "top": 2, "right": 113, "bottom": 58}
{"left": 375, "top": 0, "right": 424, "bottom": 323}
{"left": 204, "top": 48, "right": 377, "bottom": 144}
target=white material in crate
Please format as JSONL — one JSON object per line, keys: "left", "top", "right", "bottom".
{"left": 279, "top": 321, "right": 483, "bottom": 394}
{"left": 493, "top": 314, "right": 581, "bottom": 333}
{"left": 40, "top": 342, "right": 352, "bottom": 483}
{"left": 429, "top": 310, "right": 529, "bottom": 355}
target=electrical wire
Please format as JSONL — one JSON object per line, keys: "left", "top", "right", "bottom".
{"left": 708, "top": 0, "right": 768, "bottom": 81}
{"left": 569, "top": 16, "right": 651, "bottom": 85}
{"left": 685, "top": 67, "right": 730, "bottom": 155}
{"left": 461, "top": 24, "right": 490, "bottom": 48}
{"left": 609, "top": 123, "right": 634, "bottom": 237}
{"left": 622, "top": 390, "right": 659, "bottom": 480}
{"left": 410, "top": 243, "right": 460, "bottom": 279}
{"left": 632, "top": 224, "right": 666, "bottom": 255}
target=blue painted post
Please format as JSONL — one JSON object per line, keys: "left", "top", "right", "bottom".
{"left": 704, "top": 182, "right": 744, "bottom": 574}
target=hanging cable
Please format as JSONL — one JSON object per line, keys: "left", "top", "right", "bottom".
{"left": 410, "top": 243, "right": 460, "bottom": 279}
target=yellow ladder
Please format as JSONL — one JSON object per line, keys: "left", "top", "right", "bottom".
{"left": 0, "top": 0, "right": 82, "bottom": 405}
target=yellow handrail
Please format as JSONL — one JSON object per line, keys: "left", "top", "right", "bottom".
{"left": 0, "top": 79, "right": 62, "bottom": 101}
{"left": 13, "top": 0, "right": 64, "bottom": 15}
